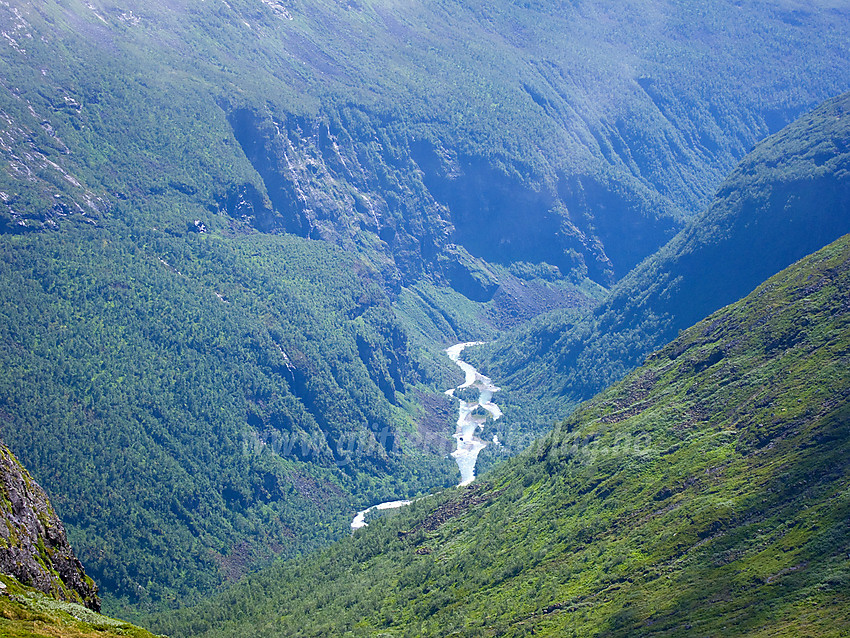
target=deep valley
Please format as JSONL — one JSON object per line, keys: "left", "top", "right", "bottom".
{"left": 0, "top": 1, "right": 847, "bottom": 636}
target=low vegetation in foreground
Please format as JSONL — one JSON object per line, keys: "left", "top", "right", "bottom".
{"left": 0, "top": 574, "right": 159, "bottom": 638}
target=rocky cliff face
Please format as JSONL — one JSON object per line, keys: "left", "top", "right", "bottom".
{"left": 0, "top": 443, "right": 100, "bottom": 611}
{"left": 222, "top": 103, "right": 683, "bottom": 291}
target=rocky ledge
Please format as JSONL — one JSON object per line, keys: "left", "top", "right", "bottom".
{"left": 0, "top": 443, "right": 100, "bottom": 611}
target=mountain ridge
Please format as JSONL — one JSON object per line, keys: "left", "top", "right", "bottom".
{"left": 3, "top": 0, "right": 849, "bottom": 285}
{"left": 482, "top": 90, "right": 850, "bottom": 430}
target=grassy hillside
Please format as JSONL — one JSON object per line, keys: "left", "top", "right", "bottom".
{"left": 482, "top": 90, "right": 850, "bottom": 428}
{"left": 0, "top": 574, "right": 160, "bottom": 638}
{"left": 151, "top": 233, "right": 850, "bottom": 637}
{"left": 0, "top": 0, "right": 848, "bottom": 614}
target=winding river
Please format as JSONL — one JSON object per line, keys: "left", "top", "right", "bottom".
{"left": 350, "top": 341, "right": 501, "bottom": 531}
{"left": 444, "top": 342, "right": 502, "bottom": 486}
{"left": 350, "top": 499, "right": 412, "bottom": 531}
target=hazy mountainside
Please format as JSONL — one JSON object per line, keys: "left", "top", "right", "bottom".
{"left": 0, "top": 442, "right": 99, "bottom": 611}
{"left": 152, "top": 233, "right": 850, "bottom": 638}
{"left": 0, "top": 0, "right": 848, "bottom": 615}
{"left": 483, "top": 90, "right": 850, "bottom": 426}
{"left": 1, "top": 0, "right": 848, "bottom": 286}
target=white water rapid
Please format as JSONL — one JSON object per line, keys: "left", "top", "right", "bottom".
{"left": 350, "top": 499, "right": 413, "bottom": 532}
{"left": 350, "top": 341, "right": 502, "bottom": 531}
{"left": 445, "top": 341, "right": 502, "bottom": 486}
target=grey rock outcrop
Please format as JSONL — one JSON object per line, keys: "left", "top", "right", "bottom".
{"left": 0, "top": 443, "right": 100, "bottom": 611}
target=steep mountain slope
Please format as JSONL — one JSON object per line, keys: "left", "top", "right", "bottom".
{"left": 0, "top": 0, "right": 848, "bottom": 613}
{"left": 152, "top": 233, "right": 850, "bottom": 637}
{"left": 1, "top": 0, "right": 848, "bottom": 285}
{"left": 484, "top": 90, "right": 850, "bottom": 427}
{"left": 0, "top": 443, "right": 157, "bottom": 637}
{"left": 0, "top": 226, "right": 467, "bottom": 611}
{"left": 0, "top": 442, "right": 99, "bottom": 611}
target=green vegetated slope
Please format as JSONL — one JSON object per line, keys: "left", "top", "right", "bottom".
{"left": 0, "top": 222, "right": 470, "bottom": 612}
{"left": 484, "top": 91, "right": 850, "bottom": 427}
{"left": 0, "top": 0, "right": 849, "bottom": 615}
{"left": 151, "top": 233, "right": 850, "bottom": 637}
{"left": 0, "top": 574, "right": 160, "bottom": 638}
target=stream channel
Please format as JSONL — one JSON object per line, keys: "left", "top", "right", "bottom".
{"left": 351, "top": 341, "right": 501, "bottom": 531}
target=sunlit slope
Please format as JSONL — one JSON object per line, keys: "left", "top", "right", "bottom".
{"left": 153, "top": 233, "right": 850, "bottom": 637}
{"left": 0, "top": 575, "right": 159, "bottom": 638}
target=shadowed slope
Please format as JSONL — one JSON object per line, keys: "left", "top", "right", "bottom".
{"left": 488, "top": 91, "right": 850, "bottom": 424}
